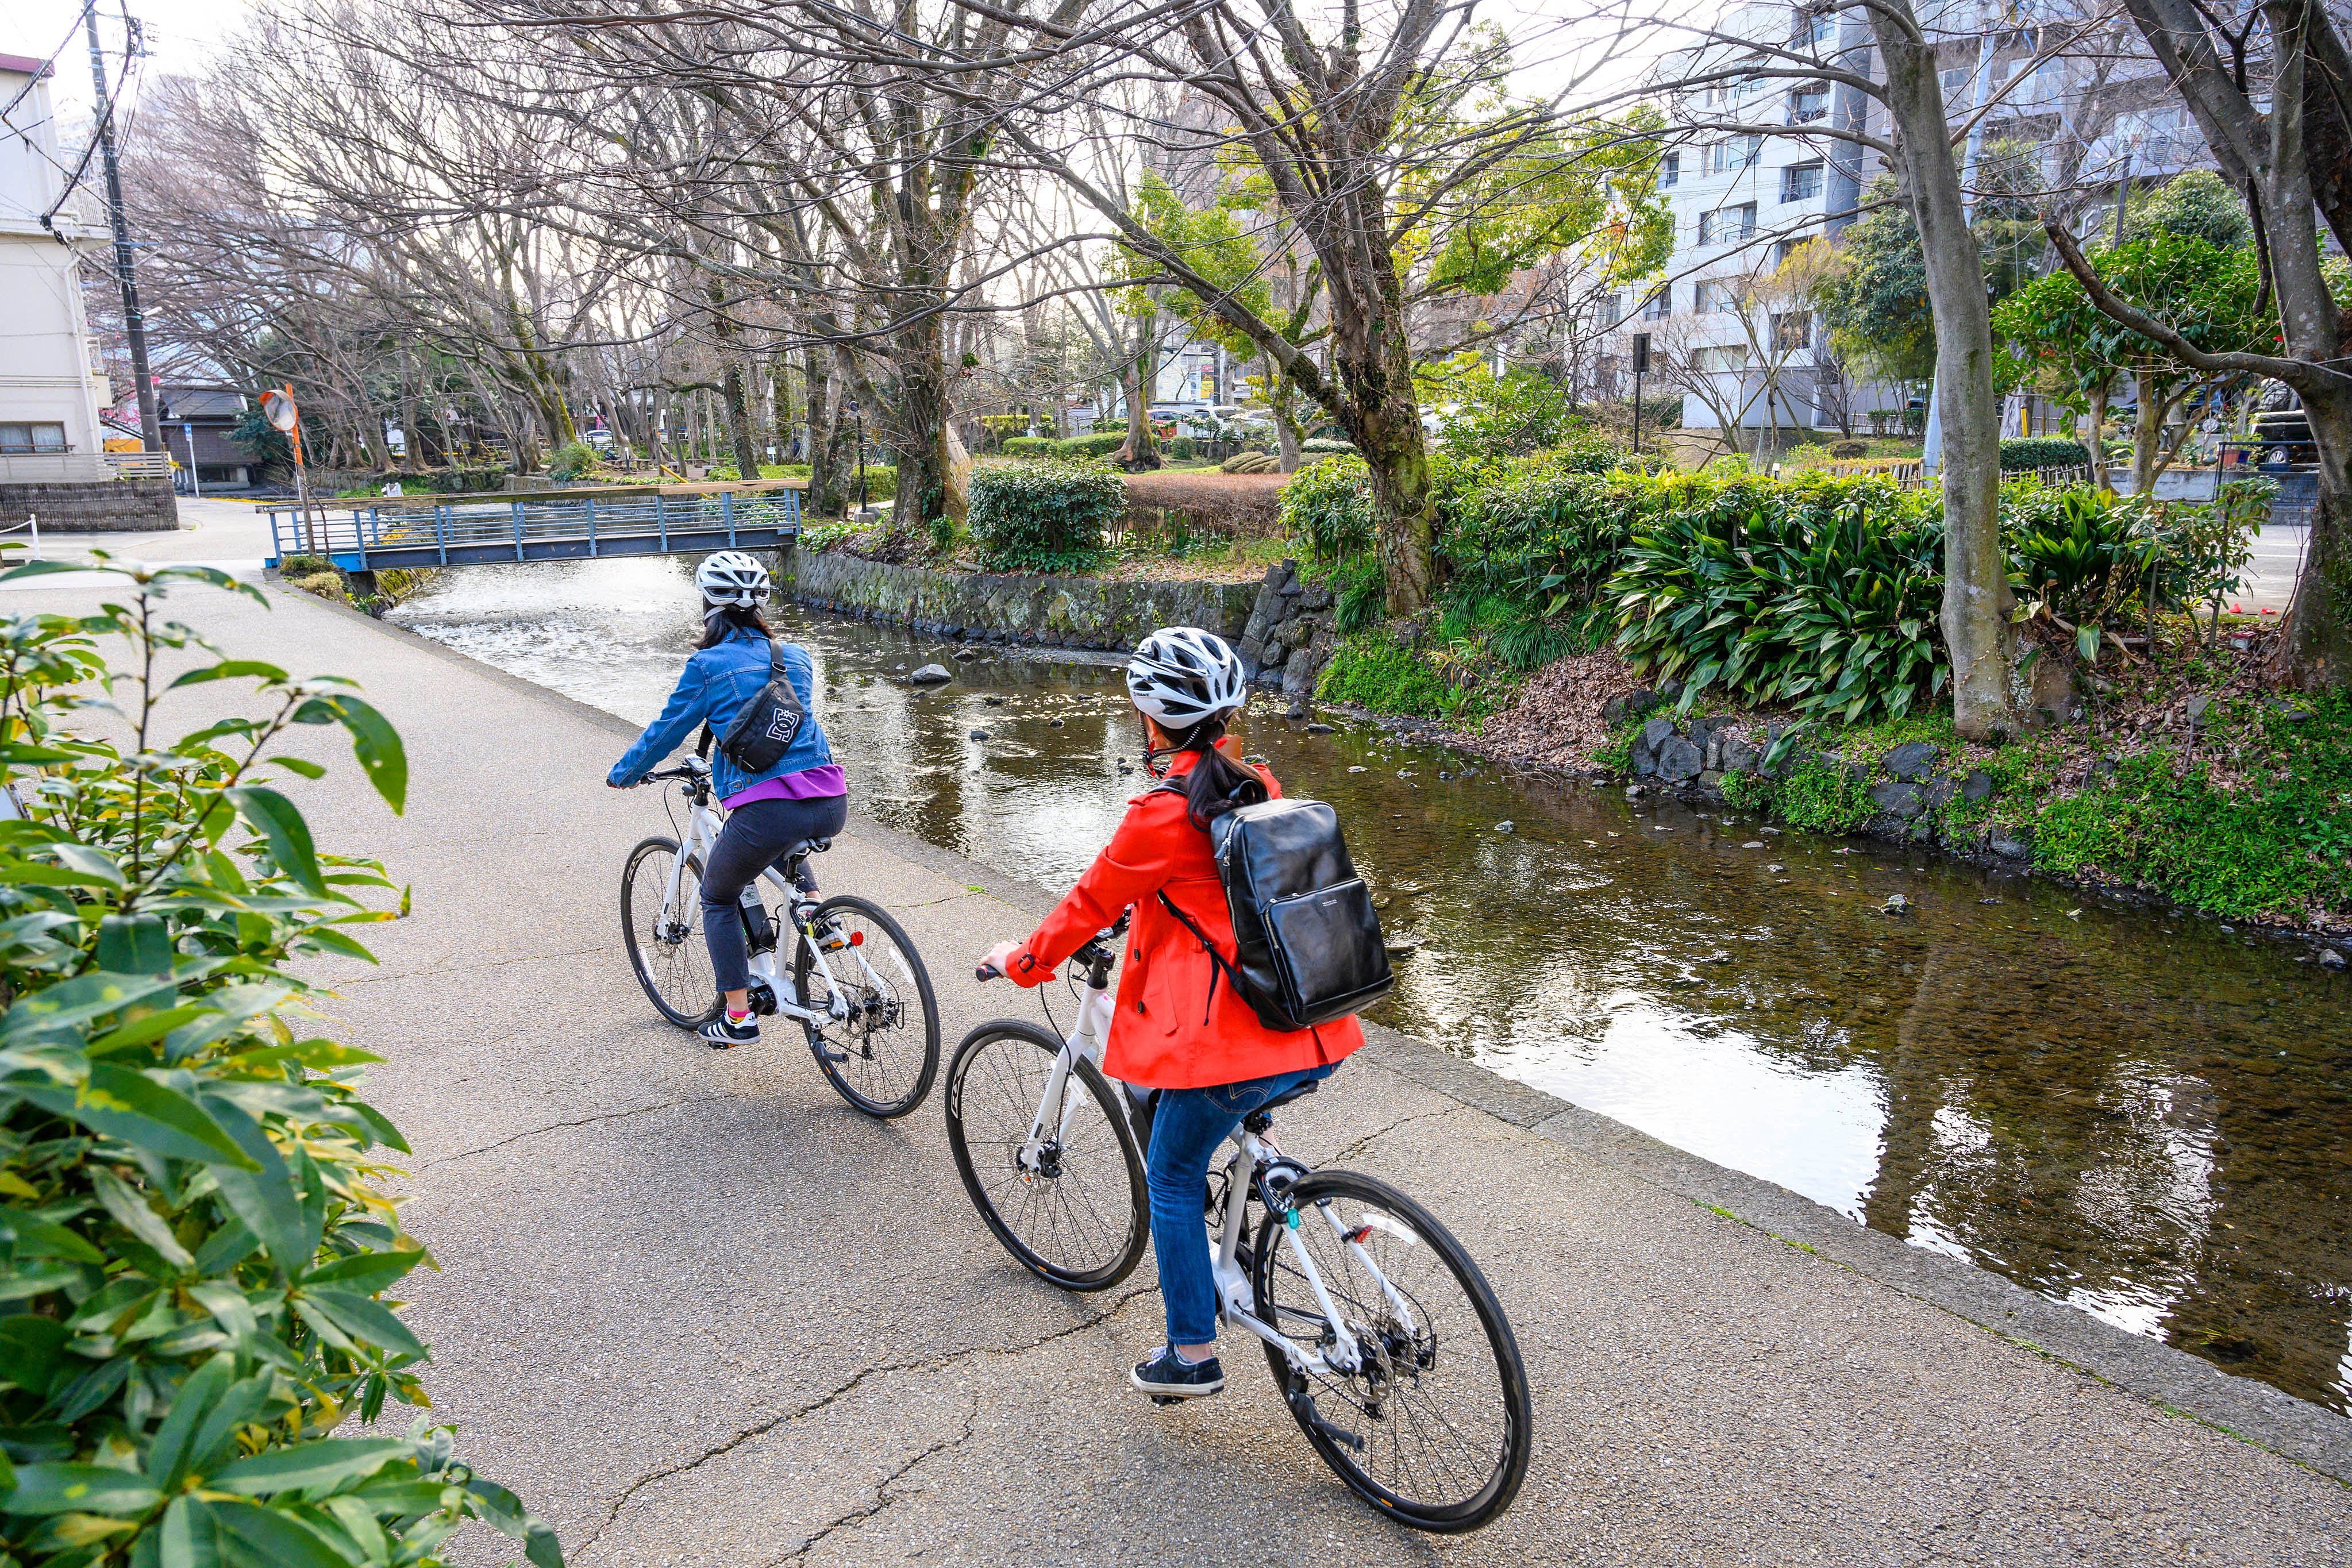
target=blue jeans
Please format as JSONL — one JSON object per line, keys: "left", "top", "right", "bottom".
{"left": 1145, "top": 1063, "right": 1335, "bottom": 1348}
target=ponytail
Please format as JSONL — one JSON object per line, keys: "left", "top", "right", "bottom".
{"left": 698, "top": 604, "right": 772, "bottom": 649}
{"left": 1163, "top": 715, "right": 1267, "bottom": 830}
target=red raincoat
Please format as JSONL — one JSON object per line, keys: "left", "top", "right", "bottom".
{"left": 1004, "top": 746, "right": 1366, "bottom": 1089}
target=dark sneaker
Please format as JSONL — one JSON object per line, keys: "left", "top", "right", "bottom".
{"left": 699, "top": 1012, "right": 757, "bottom": 1049}
{"left": 1130, "top": 1346, "right": 1224, "bottom": 1400}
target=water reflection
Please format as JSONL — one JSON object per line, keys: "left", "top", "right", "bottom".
{"left": 392, "top": 557, "right": 2352, "bottom": 1415}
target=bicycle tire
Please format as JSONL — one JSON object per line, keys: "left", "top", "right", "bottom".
{"left": 944, "top": 1020, "right": 1148, "bottom": 1292}
{"left": 1250, "top": 1169, "right": 1533, "bottom": 1532}
{"left": 621, "top": 836, "right": 719, "bottom": 1027}
{"left": 792, "top": 894, "right": 940, "bottom": 1118}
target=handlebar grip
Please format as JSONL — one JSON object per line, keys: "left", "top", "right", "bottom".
{"left": 974, "top": 962, "right": 1002, "bottom": 983}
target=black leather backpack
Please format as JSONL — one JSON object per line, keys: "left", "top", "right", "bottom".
{"left": 1156, "top": 793, "right": 1393, "bottom": 1033}
{"left": 714, "top": 640, "right": 806, "bottom": 772}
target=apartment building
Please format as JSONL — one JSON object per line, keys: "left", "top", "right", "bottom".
{"left": 0, "top": 52, "right": 114, "bottom": 483}
{"left": 1643, "top": 1, "right": 2211, "bottom": 442}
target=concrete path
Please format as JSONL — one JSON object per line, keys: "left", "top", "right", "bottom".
{"left": 32, "top": 571, "right": 2350, "bottom": 1565}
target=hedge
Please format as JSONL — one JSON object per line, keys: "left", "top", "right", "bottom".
{"left": 1121, "top": 471, "right": 1287, "bottom": 538}
{"left": 1003, "top": 433, "right": 1130, "bottom": 461}
{"left": 1998, "top": 437, "right": 2092, "bottom": 472}
{"left": 967, "top": 460, "right": 1126, "bottom": 571}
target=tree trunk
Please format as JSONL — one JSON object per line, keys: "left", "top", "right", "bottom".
{"left": 890, "top": 350, "right": 971, "bottom": 549}
{"left": 802, "top": 346, "right": 841, "bottom": 517}
{"left": 2082, "top": 382, "right": 2109, "bottom": 490}
{"left": 1873, "top": 1, "right": 2020, "bottom": 738}
{"left": 1117, "top": 350, "right": 1161, "bottom": 470}
{"left": 2131, "top": 372, "right": 2165, "bottom": 495}
{"left": 2281, "top": 395, "right": 2352, "bottom": 687}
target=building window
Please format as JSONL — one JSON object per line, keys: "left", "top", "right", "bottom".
{"left": 1941, "top": 66, "right": 1973, "bottom": 99}
{"left": 0, "top": 423, "right": 69, "bottom": 455}
{"left": 1789, "top": 85, "right": 1828, "bottom": 123}
{"left": 1706, "top": 136, "right": 1761, "bottom": 175}
{"left": 1781, "top": 162, "right": 1824, "bottom": 202}
{"left": 1695, "top": 281, "right": 1742, "bottom": 315}
{"left": 1697, "top": 346, "right": 1752, "bottom": 372}
{"left": 1641, "top": 287, "right": 1672, "bottom": 319}
{"left": 1699, "top": 203, "right": 1757, "bottom": 245}
{"left": 1660, "top": 151, "right": 1680, "bottom": 188}
{"left": 1792, "top": 6, "right": 1834, "bottom": 48}
{"left": 1773, "top": 311, "right": 1815, "bottom": 352}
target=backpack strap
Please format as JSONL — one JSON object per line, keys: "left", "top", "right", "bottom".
{"left": 1154, "top": 890, "right": 1235, "bottom": 1026}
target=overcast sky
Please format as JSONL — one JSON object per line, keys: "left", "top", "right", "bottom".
{"left": 2, "top": 0, "right": 255, "bottom": 115}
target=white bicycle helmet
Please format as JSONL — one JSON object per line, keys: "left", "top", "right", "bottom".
{"left": 1125, "top": 627, "right": 1248, "bottom": 730}
{"left": 696, "top": 550, "right": 770, "bottom": 610}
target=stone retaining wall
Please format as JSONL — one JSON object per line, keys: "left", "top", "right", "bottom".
{"left": 1236, "top": 558, "right": 1339, "bottom": 703}
{"left": 788, "top": 545, "right": 1255, "bottom": 649}
{"left": 0, "top": 479, "right": 179, "bottom": 531}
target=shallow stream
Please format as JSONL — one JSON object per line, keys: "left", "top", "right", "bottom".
{"left": 391, "top": 556, "right": 2352, "bottom": 1416}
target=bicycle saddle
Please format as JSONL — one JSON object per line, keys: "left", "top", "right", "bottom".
{"left": 782, "top": 837, "right": 834, "bottom": 860}
{"left": 1259, "top": 1078, "right": 1319, "bottom": 1113}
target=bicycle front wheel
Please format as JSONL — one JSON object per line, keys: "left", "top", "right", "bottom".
{"left": 1252, "top": 1169, "right": 1533, "bottom": 1532}
{"left": 944, "top": 1021, "right": 1147, "bottom": 1291}
{"left": 792, "top": 895, "right": 940, "bottom": 1118}
{"left": 622, "top": 837, "right": 719, "bottom": 1027}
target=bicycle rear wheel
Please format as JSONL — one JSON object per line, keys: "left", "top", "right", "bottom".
{"left": 622, "top": 837, "right": 719, "bottom": 1027}
{"left": 1251, "top": 1169, "right": 1532, "bottom": 1532}
{"left": 944, "top": 1021, "right": 1148, "bottom": 1291}
{"left": 792, "top": 895, "right": 940, "bottom": 1118}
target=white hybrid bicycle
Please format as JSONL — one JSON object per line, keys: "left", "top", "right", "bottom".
{"left": 946, "top": 915, "right": 1533, "bottom": 1532}
{"left": 621, "top": 757, "right": 941, "bottom": 1118}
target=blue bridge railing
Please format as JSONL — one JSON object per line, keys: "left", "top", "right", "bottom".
{"left": 265, "top": 485, "right": 802, "bottom": 573}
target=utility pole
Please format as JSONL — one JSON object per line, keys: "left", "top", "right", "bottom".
{"left": 85, "top": 1, "right": 159, "bottom": 453}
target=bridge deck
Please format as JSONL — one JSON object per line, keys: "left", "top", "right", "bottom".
{"left": 265, "top": 485, "right": 802, "bottom": 572}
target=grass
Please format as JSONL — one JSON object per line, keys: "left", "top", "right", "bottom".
{"left": 2023, "top": 692, "right": 2352, "bottom": 920}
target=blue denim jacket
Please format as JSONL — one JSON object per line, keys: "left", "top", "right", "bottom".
{"left": 608, "top": 627, "right": 837, "bottom": 798}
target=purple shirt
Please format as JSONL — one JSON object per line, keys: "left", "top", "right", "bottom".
{"left": 723, "top": 764, "right": 848, "bottom": 810}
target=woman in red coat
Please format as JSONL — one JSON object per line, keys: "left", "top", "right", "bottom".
{"left": 980, "top": 628, "right": 1365, "bottom": 1401}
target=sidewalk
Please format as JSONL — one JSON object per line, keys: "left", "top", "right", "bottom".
{"left": 30, "top": 572, "right": 2349, "bottom": 1566}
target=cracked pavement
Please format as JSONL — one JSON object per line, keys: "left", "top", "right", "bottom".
{"left": 39, "top": 576, "right": 2346, "bottom": 1566}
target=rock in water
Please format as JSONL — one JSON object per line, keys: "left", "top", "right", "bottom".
{"left": 1306, "top": 722, "right": 1335, "bottom": 735}
{"left": 2319, "top": 947, "right": 2347, "bottom": 970}
{"left": 1495, "top": 820, "right": 1515, "bottom": 833}
{"left": 1348, "top": 765, "right": 1367, "bottom": 773}
{"left": 1883, "top": 893, "right": 1912, "bottom": 915}
{"left": 907, "top": 664, "right": 952, "bottom": 685}
{"left": 1049, "top": 717, "right": 1065, "bottom": 729}
{"left": 968, "top": 729, "right": 990, "bottom": 741}
{"left": 983, "top": 695, "right": 1005, "bottom": 706}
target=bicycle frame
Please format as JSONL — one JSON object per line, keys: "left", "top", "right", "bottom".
{"left": 652, "top": 773, "right": 864, "bottom": 1029}
{"left": 1027, "top": 951, "right": 1416, "bottom": 1384}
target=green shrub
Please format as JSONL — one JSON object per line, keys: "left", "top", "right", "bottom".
{"left": 1435, "top": 369, "right": 1588, "bottom": 458}
{"left": 1999, "top": 437, "right": 2093, "bottom": 472}
{"left": 1000, "top": 437, "right": 1052, "bottom": 458}
{"left": 0, "top": 562, "right": 559, "bottom": 1568}
{"left": 546, "top": 440, "right": 600, "bottom": 482}
{"left": 1316, "top": 631, "right": 1485, "bottom": 720}
{"left": 1434, "top": 450, "right": 1638, "bottom": 619}
{"left": 977, "top": 414, "right": 1031, "bottom": 451}
{"left": 2028, "top": 694, "right": 2352, "bottom": 918}
{"left": 1610, "top": 469, "right": 1949, "bottom": 722}
{"left": 1280, "top": 457, "right": 1374, "bottom": 563}
{"left": 966, "top": 461, "right": 1125, "bottom": 572}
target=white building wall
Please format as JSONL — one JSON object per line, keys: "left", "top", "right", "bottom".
{"left": 1, "top": 56, "right": 111, "bottom": 481}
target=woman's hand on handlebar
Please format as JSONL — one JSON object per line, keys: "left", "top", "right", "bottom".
{"left": 975, "top": 939, "right": 1022, "bottom": 983}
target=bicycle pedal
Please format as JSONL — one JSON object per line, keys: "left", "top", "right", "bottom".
{"left": 807, "top": 1034, "right": 849, "bottom": 1065}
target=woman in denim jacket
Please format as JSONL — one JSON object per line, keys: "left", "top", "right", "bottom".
{"left": 608, "top": 552, "right": 843, "bottom": 1047}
